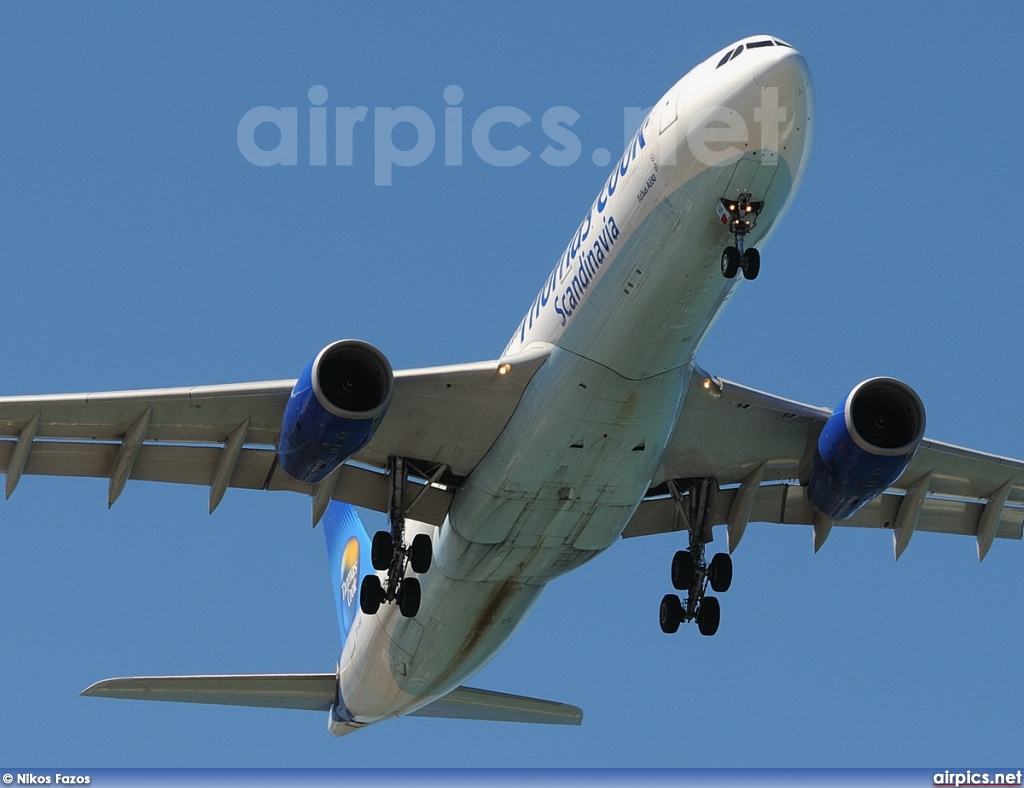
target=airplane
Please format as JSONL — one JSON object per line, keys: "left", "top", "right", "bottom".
{"left": 2, "top": 35, "right": 1021, "bottom": 737}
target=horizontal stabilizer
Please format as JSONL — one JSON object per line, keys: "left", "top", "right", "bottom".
{"left": 81, "top": 673, "right": 337, "bottom": 711}
{"left": 410, "top": 685, "right": 583, "bottom": 726}
{"left": 82, "top": 675, "right": 583, "bottom": 726}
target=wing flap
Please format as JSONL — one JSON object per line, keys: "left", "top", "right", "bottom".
{"left": 81, "top": 674, "right": 337, "bottom": 711}
{"left": 0, "top": 441, "right": 453, "bottom": 524}
{"left": 409, "top": 685, "right": 583, "bottom": 726}
{"left": 623, "top": 484, "right": 1024, "bottom": 542}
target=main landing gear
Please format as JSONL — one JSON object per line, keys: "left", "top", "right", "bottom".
{"left": 359, "top": 456, "right": 433, "bottom": 619}
{"left": 718, "top": 193, "right": 763, "bottom": 281}
{"left": 658, "top": 478, "right": 733, "bottom": 637}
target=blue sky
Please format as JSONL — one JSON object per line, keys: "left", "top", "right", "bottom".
{"left": 2, "top": 0, "right": 1024, "bottom": 769}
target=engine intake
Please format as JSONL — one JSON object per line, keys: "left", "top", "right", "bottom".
{"left": 807, "top": 377, "right": 926, "bottom": 520}
{"left": 277, "top": 340, "right": 394, "bottom": 484}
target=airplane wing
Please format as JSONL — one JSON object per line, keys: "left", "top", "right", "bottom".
{"left": 0, "top": 349, "right": 548, "bottom": 526}
{"left": 626, "top": 367, "right": 1024, "bottom": 559}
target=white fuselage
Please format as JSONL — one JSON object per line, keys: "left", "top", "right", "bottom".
{"left": 331, "top": 37, "right": 813, "bottom": 733}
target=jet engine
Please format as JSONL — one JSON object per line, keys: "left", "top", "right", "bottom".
{"left": 277, "top": 340, "right": 393, "bottom": 484}
{"left": 807, "top": 377, "right": 926, "bottom": 520}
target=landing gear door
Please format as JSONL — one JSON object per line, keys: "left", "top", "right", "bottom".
{"left": 747, "top": 150, "right": 779, "bottom": 198}
{"left": 721, "top": 150, "right": 778, "bottom": 205}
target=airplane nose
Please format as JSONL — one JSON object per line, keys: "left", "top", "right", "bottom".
{"left": 752, "top": 48, "right": 811, "bottom": 98}
{"left": 745, "top": 46, "right": 814, "bottom": 172}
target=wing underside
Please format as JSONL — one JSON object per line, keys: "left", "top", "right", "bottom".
{"left": 0, "top": 350, "right": 548, "bottom": 525}
{"left": 1, "top": 350, "right": 1018, "bottom": 557}
{"left": 637, "top": 367, "right": 1024, "bottom": 558}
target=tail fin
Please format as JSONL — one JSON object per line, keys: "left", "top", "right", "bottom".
{"left": 323, "top": 502, "right": 372, "bottom": 646}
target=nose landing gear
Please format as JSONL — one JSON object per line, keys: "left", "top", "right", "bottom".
{"left": 359, "top": 456, "right": 435, "bottom": 619}
{"left": 658, "top": 478, "right": 733, "bottom": 637}
{"left": 718, "top": 193, "right": 763, "bottom": 280}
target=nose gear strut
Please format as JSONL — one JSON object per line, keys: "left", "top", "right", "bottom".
{"left": 717, "top": 193, "right": 763, "bottom": 281}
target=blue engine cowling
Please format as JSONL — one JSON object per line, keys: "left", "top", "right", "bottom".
{"left": 277, "top": 340, "right": 394, "bottom": 484}
{"left": 807, "top": 377, "right": 926, "bottom": 521}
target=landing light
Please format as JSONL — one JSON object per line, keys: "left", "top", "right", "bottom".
{"left": 702, "top": 376, "right": 723, "bottom": 399}
{"left": 498, "top": 363, "right": 511, "bottom": 376}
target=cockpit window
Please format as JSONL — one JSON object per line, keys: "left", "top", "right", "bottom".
{"left": 716, "top": 44, "right": 745, "bottom": 68}
{"left": 716, "top": 38, "right": 793, "bottom": 67}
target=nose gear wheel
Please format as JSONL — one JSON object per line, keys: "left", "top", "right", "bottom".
{"left": 717, "top": 193, "right": 763, "bottom": 280}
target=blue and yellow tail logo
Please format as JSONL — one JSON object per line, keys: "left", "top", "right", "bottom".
{"left": 323, "top": 502, "right": 371, "bottom": 645}
{"left": 340, "top": 537, "right": 361, "bottom": 632}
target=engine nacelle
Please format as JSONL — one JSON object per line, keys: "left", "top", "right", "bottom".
{"left": 277, "top": 340, "right": 393, "bottom": 484}
{"left": 807, "top": 377, "right": 926, "bottom": 521}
